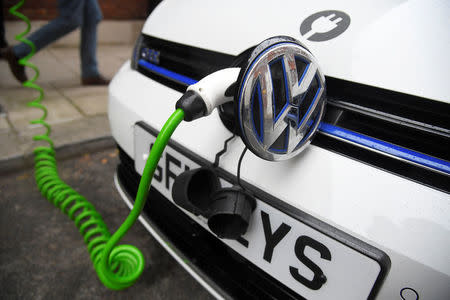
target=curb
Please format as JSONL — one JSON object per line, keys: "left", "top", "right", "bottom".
{"left": 0, "top": 136, "right": 116, "bottom": 175}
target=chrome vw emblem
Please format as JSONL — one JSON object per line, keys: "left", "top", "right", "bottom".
{"left": 237, "top": 39, "right": 326, "bottom": 161}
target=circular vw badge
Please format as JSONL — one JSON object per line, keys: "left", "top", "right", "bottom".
{"left": 235, "top": 36, "right": 326, "bottom": 161}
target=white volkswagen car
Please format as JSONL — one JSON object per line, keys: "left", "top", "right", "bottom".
{"left": 108, "top": 1, "right": 450, "bottom": 299}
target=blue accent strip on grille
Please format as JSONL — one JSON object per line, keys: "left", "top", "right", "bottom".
{"left": 138, "top": 59, "right": 197, "bottom": 86}
{"left": 319, "top": 123, "right": 450, "bottom": 174}
{"left": 250, "top": 80, "right": 264, "bottom": 143}
{"left": 297, "top": 74, "right": 321, "bottom": 129}
{"left": 270, "top": 57, "right": 289, "bottom": 123}
{"left": 137, "top": 60, "right": 449, "bottom": 174}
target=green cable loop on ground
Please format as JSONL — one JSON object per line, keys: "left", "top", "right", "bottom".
{"left": 10, "top": 0, "right": 185, "bottom": 290}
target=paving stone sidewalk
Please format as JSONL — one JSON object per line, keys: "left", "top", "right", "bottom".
{"left": 0, "top": 44, "right": 133, "bottom": 172}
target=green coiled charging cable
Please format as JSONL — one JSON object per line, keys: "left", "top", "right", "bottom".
{"left": 9, "top": 0, "right": 184, "bottom": 290}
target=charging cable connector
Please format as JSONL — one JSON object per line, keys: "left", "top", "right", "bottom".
{"left": 176, "top": 67, "right": 240, "bottom": 121}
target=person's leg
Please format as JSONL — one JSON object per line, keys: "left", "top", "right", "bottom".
{"left": 13, "top": 0, "right": 84, "bottom": 58}
{"left": 0, "top": 0, "right": 8, "bottom": 48}
{"left": 80, "top": 0, "right": 102, "bottom": 79}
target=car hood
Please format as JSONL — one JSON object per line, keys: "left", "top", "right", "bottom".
{"left": 143, "top": 0, "right": 449, "bottom": 104}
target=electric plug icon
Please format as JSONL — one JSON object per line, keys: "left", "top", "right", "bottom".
{"left": 300, "top": 10, "right": 350, "bottom": 42}
{"left": 303, "top": 14, "right": 343, "bottom": 40}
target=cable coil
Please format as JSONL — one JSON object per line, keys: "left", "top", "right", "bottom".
{"left": 10, "top": 0, "right": 184, "bottom": 290}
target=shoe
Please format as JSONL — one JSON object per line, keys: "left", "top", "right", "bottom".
{"left": 0, "top": 40, "right": 7, "bottom": 49}
{"left": 1, "top": 47, "right": 28, "bottom": 83}
{"left": 81, "top": 74, "right": 110, "bottom": 86}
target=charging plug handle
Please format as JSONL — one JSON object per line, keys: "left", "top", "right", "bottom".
{"left": 175, "top": 90, "right": 207, "bottom": 121}
{"left": 176, "top": 67, "right": 241, "bottom": 122}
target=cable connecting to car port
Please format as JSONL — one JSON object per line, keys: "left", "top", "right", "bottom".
{"left": 13, "top": 0, "right": 239, "bottom": 287}
{"left": 14, "top": 4, "right": 319, "bottom": 288}
{"left": 10, "top": 0, "right": 192, "bottom": 290}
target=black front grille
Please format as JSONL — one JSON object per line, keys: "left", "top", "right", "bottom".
{"left": 136, "top": 35, "right": 234, "bottom": 93}
{"left": 133, "top": 34, "right": 450, "bottom": 192}
{"left": 117, "top": 147, "right": 303, "bottom": 300}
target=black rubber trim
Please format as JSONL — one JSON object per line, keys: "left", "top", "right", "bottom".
{"left": 175, "top": 90, "right": 206, "bottom": 121}
{"left": 128, "top": 122, "right": 392, "bottom": 299}
{"left": 137, "top": 64, "right": 187, "bottom": 93}
{"left": 325, "top": 77, "right": 450, "bottom": 130}
{"left": 137, "top": 35, "right": 234, "bottom": 82}
{"left": 323, "top": 102, "right": 450, "bottom": 161}
{"left": 135, "top": 35, "right": 234, "bottom": 93}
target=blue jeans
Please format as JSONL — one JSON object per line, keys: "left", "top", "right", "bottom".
{"left": 13, "top": 0, "right": 103, "bottom": 78}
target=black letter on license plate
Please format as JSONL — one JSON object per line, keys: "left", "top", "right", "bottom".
{"left": 261, "top": 211, "right": 291, "bottom": 263}
{"left": 290, "top": 236, "right": 331, "bottom": 290}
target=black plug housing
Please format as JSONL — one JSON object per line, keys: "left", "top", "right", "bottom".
{"left": 172, "top": 167, "right": 220, "bottom": 216}
{"left": 172, "top": 167, "right": 256, "bottom": 240}
{"left": 175, "top": 90, "right": 206, "bottom": 121}
{"left": 208, "top": 187, "right": 256, "bottom": 239}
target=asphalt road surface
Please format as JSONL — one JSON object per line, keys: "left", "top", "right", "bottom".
{"left": 0, "top": 148, "right": 213, "bottom": 300}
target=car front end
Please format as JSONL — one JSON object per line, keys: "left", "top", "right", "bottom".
{"left": 108, "top": 1, "right": 450, "bottom": 299}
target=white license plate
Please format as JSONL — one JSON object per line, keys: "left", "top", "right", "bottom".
{"left": 134, "top": 123, "right": 389, "bottom": 300}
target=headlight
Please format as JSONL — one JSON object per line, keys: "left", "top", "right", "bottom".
{"left": 130, "top": 34, "right": 144, "bottom": 70}
{"left": 131, "top": 34, "right": 162, "bottom": 70}
{"left": 131, "top": 35, "right": 234, "bottom": 93}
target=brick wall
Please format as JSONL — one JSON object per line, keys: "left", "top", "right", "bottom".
{"left": 3, "top": 0, "right": 161, "bottom": 20}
